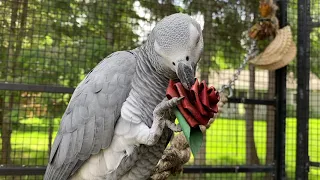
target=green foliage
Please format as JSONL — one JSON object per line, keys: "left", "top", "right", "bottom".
{"left": 310, "top": 29, "right": 320, "bottom": 78}
{"left": 287, "top": 104, "right": 296, "bottom": 117}
{"left": 287, "top": 0, "right": 320, "bottom": 78}
{"left": 309, "top": 1, "right": 320, "bottom": 78}
{"left": 188, "top": 0, "right": 260, "bottom": 70}
{"left": 0, "top": 0, "right": 318, "bottom": 84}
{"left": 1, "top": 0, "right": 140, "bottom": 86}
{"left": 0, "top": 0, "right": 142, "bottom": 121}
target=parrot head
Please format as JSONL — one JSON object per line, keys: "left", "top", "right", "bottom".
{"left": 148, "top": 13, "right": 203, "bottom": 89}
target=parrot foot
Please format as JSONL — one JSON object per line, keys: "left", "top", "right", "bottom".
{"left": 154, "top": 97, "right": 183, "bottom": 133}
{"left": 139, "top": 97, "right": 183, "bottom": 146}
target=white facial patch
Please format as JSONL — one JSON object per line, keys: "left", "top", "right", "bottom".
{"left": 154, "top": 40, "right": 165, "bottom": 57}
{"left": 153, "top": 21, "right": 203, "bottom": 72}
{"left": 189, "top": 23, "right": 200, "bottom": 46}
{"left": 154, "top": 40, "right": 186, "bottom": 70}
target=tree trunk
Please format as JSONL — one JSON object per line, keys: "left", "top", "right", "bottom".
{"left": 245, "top": 64, "right": 260, "bottom": 180}
{"left": 265, "top": 71, "right": 276, "bottom": 180}
{"left": 0, "top": 95, "right": 10, "bottom": 164}
{"left": 15, "top": 0, "right": 28, "bottom": 60}
{"left": 105, "top": 0, "right": 116, "bottom": 54}
{"left": 1, "top": 0, "right": 28, "bottom": 164}
{"left": 1, "top": 0, "right": 20, "bottom": 165}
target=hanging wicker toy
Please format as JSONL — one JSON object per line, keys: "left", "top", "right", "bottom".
{"left": 248, "top": 0, "right": 297, "bottom": 70}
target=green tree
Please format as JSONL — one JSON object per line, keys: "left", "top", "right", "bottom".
{"left": 0, "top": 0, "right": 140, "bottom": 165}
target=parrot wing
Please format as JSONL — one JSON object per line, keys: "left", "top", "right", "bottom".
{"left": 44, "top": 51, "right": 137, "bottom": 180}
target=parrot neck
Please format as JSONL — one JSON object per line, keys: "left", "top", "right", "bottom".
{"left": 127, "top": 49, "right": 170, "bottom": 127}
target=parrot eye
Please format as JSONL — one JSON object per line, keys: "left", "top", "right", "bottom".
{"left": 172, "top": 62, "right": 176, "bottom": 66}
{"left": 186, "top": 56, "right": 189, "bottom": 61}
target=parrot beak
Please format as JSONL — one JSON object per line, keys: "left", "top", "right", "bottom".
{"left": 176, "top": 62, "right": 195, "bottom": 90}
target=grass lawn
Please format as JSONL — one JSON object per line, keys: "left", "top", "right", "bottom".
{"left": 1, "top": 117, "right": 320, "bottom": 179}
{"left": 187, "top": 118, "right": 320, "bottom": 179}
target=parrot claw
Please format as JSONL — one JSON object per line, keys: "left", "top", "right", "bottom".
{"left": 165, "top": 120, "right": 182, "bottom": 132}
{"left": 176, "top": 96, "right": 184, "bottom": 103}
{"left": 154, "top": 97, "right": 183, "bottom": 116}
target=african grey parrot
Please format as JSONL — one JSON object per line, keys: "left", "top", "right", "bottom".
{"left": 44, "top": 13, "right": 203, "bottom": 180}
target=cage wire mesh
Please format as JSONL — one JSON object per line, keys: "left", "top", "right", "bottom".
{"left": 0, "top": 0, "right": 317, "bottom": 180}
{"left": 309, "top": 0, "right": 320, "bottom": 179}
{"left": 286, "top": 0, "right": 297, "bottom": 179}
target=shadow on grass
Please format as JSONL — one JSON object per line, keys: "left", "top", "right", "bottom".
{"left": 0, "top": 147, "right": 48, "bottom": 166}
{"left": 0, "top": 175, "right": 44, "bottom": 180}
{"left": 14, "top": 124, "right": 59, "bottom": 133}
{"left": 170, "top": 172, "right": 270, "bottom": 180}
{"left": 0, "top": 147, "right": 47, "bottom": 180}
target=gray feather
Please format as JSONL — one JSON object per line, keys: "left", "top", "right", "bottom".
{"left": 49, "top": 134, "right": 62, "bottom": 163}
{"left": 79, "top": 118, "right": 95, "bottom": 157}
{"left": 74, "top": 125, "right": 85, "bottom": 156}
{"left": 65, "top": 130, "right": 77, "bottom": 163}
{"left": 56, "top": 133, "right": 71, "bottom": 167}
{"left": 92, "top": 116, "right": 104, "bottom": 154}
{"left": 44, "top": 51, "right": 137, "bottom": 180}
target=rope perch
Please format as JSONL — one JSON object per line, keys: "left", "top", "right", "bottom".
{"left": 150, "top": 133, "right": 190, "bottom": 180}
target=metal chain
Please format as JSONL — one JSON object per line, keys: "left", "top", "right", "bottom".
{"left": 219, "top": 40, "right": 259, "bottom": 97}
